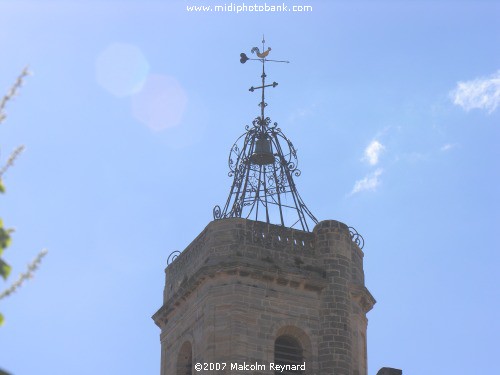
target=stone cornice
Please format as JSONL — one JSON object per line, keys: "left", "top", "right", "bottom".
{"left": 349, "top": 283, "right": 376, "bottom": 313}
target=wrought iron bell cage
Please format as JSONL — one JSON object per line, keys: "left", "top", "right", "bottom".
{"left": 213, "top": 38, "right": 318, "bottom": 232}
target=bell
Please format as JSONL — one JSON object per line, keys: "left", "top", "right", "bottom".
{"left": 251, "top": 138, "right": 275, "bottom": 165}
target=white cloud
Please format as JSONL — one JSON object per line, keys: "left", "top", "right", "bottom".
{"left": 349, "top": 169, "right": 383, "bottom": 196}
{"left": 440, "top": 143, "right": 458, "bottom": 152}
{"left": 451, "top": 70, "right": 500, "bottom": 114}
{"left": 363, "top": 140, "right": 385, "bottom": 165}
{"left": 288, "top": 103, "right": 317, "bottom": 123}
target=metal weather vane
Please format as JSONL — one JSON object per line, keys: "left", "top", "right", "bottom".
{"left": 213, "top": 37, "right": 318, "bottom": 232}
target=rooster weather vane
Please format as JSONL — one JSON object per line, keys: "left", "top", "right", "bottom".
{"left": 213, "top": 36, "right": 318, "bottom": 232}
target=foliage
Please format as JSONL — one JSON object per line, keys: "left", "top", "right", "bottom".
{"left": 0, "top": 249, "right": 48, "bottom": 303}
{"left": 0, "top": 68, "right": 48, "bottom": 375}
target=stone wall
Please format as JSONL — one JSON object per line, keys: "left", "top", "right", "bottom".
{"left": 153, "top": 218, "right": 375, "bottom": 375}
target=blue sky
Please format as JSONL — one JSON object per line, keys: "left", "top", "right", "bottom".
{"left": 1, "top": 1, "right": 499, "bottom": 374}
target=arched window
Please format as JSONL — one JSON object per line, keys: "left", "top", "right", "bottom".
{"left": 176, "top": 341, "right": 192, "bottom": 375}
{"left": 274, "top": 335, "right": 304, "bottom": 375}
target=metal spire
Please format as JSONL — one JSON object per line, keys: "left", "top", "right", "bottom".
{"left": 213, "top": 38, "right": 318, "bottom": 232}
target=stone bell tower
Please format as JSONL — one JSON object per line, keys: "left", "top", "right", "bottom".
{"left": 153, "top": 39, "right": 377, "bottom": 375}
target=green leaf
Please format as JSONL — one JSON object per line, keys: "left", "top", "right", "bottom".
{"left": 0, "top": 312, "right": 3, "bottom": 326}
{"left": 0, "top": 259, "right": 11, "bottom": 280}
{"left": 0, "top": 226, "right": 11, "bottom": 251}
{"left": 0, "top": 180, "right": 4, "bottom": 193}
